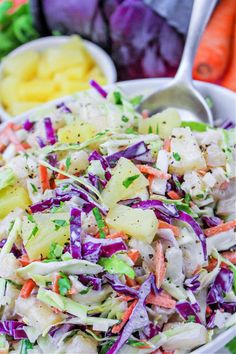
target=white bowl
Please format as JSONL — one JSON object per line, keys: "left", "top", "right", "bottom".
{"left": 0, "top": 78, "right": 235, "bottom": 353}
{"left": 0, "top": 36, "right": 117, "bottom": 121}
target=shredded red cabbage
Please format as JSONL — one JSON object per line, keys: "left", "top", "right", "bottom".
{"left": 36, "top": 136, "right": 46, "bottom": 148}
{"left": 23, "top": 119, "right": 34, "bottom": 132}
{"left": 78, "top": 275, "right": 102, "bottom": 291}
{"left": 56, "top": 102, "right": 72, "bottom": 113}
{"left": 106, "top": 141, "right": 148, "bottom": 167}
{"left": 70, "top": 208, "right": 82, "bottom": 259}
{"left": 30, "top": 195, "right": 71, "bottom": 213}
{"left": 107, "top": 274, "right": 153, "bottom": 354}
{"left": 184, "top": 274, "right": 201, "bottom": 293}
{"left": 44, "top": 117, "right": 57, "bottom": 145}
{"left": 219, "top": 302, "right": 236, "bottom": 314}
{"left": 90, "top": 79, "right": 108, "bottom": 98}
{"left": 176, "top": 301, "right": 202, "bottom": 324}
{"left": 141, "top": 322, "right": 160, "bottom": 340}
{"left": 104, "top": 274, "right": 139, "bottom": 298}
{"left": 207, "top": 268, "right": 234, "bottom": 304}
{"left": 201, "top": 215, "right": 222, "bottom": 228}
{"left": 220, "top": 119, "right": 235, "bottom": 130}
{"left": 82, "top": 242, "right": 102, "bottom": 263}
{"left": 132, "top": 199, "right": 179, "bottom": 217}
{"left": 0, "top": 321, "right": 27, "bottom": 340}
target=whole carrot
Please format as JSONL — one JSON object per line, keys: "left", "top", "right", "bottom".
{"left": 221, "top": 25, "right": 236, "bottom": 91}
{"left": 193, "top": 0, "right": 236, "bottom": 82}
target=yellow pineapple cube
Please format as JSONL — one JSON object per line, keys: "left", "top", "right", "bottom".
{"left": 2, "top": 51, "right": 40, "bottom": 81}
{"left": 0, "top": 185, "right": 30, "bottom": 219}
{"left": 58, "top": 120, "right": 97, "bottom": 144}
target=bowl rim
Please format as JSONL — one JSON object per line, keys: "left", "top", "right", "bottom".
{"left": 0, "top": 35, "right": 117, "bottom": 120}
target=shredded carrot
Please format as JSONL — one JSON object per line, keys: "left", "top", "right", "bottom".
{"left": 21, "top": 142, "right": 31, "bottom": 150}
{"left": 106, "top": 232, "right": 128, "bottom": 240}
{"left": 0, "top": 144, "right": 5, "bottom": 153}
{"left": 39, "top": 165, "right": 50, "bottom": 192}
{"left": 158, "top": 220, "right": 180, "bottom": 237}
{"left": 112, "top": 299, "right": 138, "bottom": 333}
{"left": 167, "top": 190, "right": 181, "bottom": 200}
{"left": 57, "top": 164, "right": 68, "bottom": 180}
{"left": 4, "top": 125, "right": 25, "bottom": 152}
{"left": 163, "top": 138, "right": 171, "bottom": 152}
{"left": 148, "top": 174, "right": 155, "bottom": 189}
{"left": 52, "top": 274, "right": 61, "bottom": 294}
{"left": 204, "top": 220, "right": 236, "bottom": 237}
{"left": 198, "top": 169, "right": 208, "bottom": 176}
{"left": 193, "top": 0, "right": 236, "bottom": 82}
{"left": 19, "top": 255, "right": 39, "bottom": 267}
{"left": 206, "top": 305, "right": 212, "bottom": 315}
{"left": 136, "top": 164, "right": 171, "bottom": 180}
{"left": 127, "top": 249, "right": 140, "bottom": 263}
{"left": 125, "top": 275, "right": 136, "bottom": 287}
{"left": 205, "top": 258, "right": 228, "bottom": 272}
{"left": 150, "top": 350, "right": 162, "bottom": 354}
{"left": 20, "top": 279, "right": 36, "bottom": 298}
{"left": 221, "top": 25, "right": 236, "bottom": 92}
{"left": 221, "top": 251, "right": 236, "bottom": 264}
{"left": 146, "top": 292, "right": 176, "bottom": 309}
{"left": 155, "top": 242, "right": 166, "bottom": 288}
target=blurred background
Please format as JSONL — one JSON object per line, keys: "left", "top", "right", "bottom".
{"left": 0, "top": 0, "right": 235, "bottom": 117}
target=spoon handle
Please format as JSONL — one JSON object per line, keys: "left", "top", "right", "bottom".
{"left": 175, "top": 0, "right": 218, "bottom": 84}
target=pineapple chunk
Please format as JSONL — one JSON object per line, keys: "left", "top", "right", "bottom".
{"left": 19, "top": 79, "right": 56, "bottom": 102}
{"left": 139, "top": 109, "right": 181, "bottom": 138}
{"left": 57, "top": 120, "right": 97, "bottom": 144}
{"left": 102, "top": 157, "right": 148, "bottom": 208}
{"left": 22, "top": 212, "right": 70, "bottom": 259}
{"left": 169, "top": 127, "right": 206, "bottom": 175}
{"left": 0, "top": 185, "right": 30, "bottom": 219}
{"left": 0, "top": 76, "right": 20, "bottom": 108}
{"left": 2, "top": 51, "right": 40, "bottom": 81}
{"left": 106, "top": 204, "right": 158, "bottom": 244}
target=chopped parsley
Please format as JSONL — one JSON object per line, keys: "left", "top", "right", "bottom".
{"left": 65, "top": 156, "right": 71, "bottom": 171}
{"left": 58, "top": 272, "right": 71, "bottom": 296}
{"left": 113, "top": 91, "right": 122, "bottom": 105}
{"left": 122, "top": 175, "right": 140, "bottom": 189}
{"left": 125, "top": 127, "right": 137, "bottom": 134}
{"left": 51, "top": 201, "right": 65, "bottom": 213}
{"left": 20, "top": 339, "right": 33, "bottom": 354}
{"left": 92, "top": 207, "right": 106, "bottom": 238}
{"left": 29, "top": 225, "right": 39, "bottom": 240}
{"left": 30, "top": 183, "right": 38, "bottom": 194}
{"left": 121, "top": 116, "right": 129, "bottom": 123}
{"left": 27, "top": 215, "right": 39, "bottom": 240}
{"left": 184, "top": 193, "right": 191, "bottom": 204}
{"left": 52, "top": 219, "right": 69, "bottom": 231}
{"left": 130, "top": 95, "right": 143, "bottom": 106}
{"left": 173, "top": 152, "right": 181, "bottom": 161}
{"left": 49, "top": 242, "right": 63, "bottom": 259}
{"left": 196, "top": 193, "right": 204, "bottom": 199}
{"left": 148, "top": 126, "right": 153, "bottom": 134}
{"left": 79, "top": 287, "right": 91, "bottom": 295}
{"left": 187, "top": 315, "right": 196, "bottom": 323}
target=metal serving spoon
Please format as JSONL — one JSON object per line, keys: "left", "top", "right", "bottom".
{"left": 138, "top": 0, "right": 218, "bottom": 125}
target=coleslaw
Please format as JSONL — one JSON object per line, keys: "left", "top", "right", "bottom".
{"left": 0, "top": 83, "right": 235, "bottom": 354}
